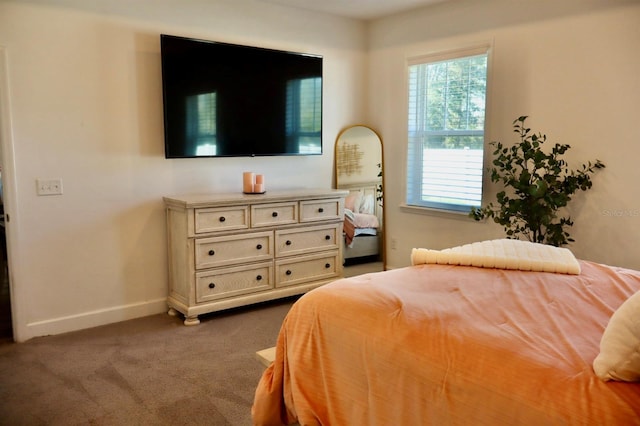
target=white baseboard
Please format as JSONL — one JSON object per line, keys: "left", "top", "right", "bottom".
{"left": 22, "top": 297, "right": 168, "bottom": 341}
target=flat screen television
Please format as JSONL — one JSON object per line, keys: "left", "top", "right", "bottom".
{"left": 160, "top": 34, "right": 323, "bottom": 158}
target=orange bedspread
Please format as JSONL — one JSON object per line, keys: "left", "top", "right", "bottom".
{"left": 252, "top": 261, "right": 640, "bottom": 425}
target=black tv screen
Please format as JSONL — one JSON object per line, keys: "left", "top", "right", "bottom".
{"left": 160, "top": 34, "right": 323, "bottom": 158}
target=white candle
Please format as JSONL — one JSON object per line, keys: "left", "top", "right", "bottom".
{"left": 243, "top": 172, "right": 255, "bottom": 193}
{"left": 255, "top": 174, "right": 265, "bottom": 192}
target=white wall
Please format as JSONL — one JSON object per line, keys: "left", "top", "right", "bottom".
{"left": 3, "top": 0, "right": 639, "bottom": 341}
{"left": 0, "top": 0, "right": 368, "bottom": 341}
{"left": 369, "top": 0, "right": 640, "bottom": 270}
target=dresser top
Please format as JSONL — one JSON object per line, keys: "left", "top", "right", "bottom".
{"left": 164, "top": 188, "right": 349, "bottom": 209}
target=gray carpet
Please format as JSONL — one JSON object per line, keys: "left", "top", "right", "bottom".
{"left": 0, "top": 297, "right": 296, "bottom": 425}
{"left": 0, "top": 262, "right": 382, "bottom": 425}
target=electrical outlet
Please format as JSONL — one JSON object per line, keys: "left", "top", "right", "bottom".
{"left": 36, "top": 178, "right": 63, "bottom": 196}
{"left": 390, "top": 238, "right": 397, "bottom": 250}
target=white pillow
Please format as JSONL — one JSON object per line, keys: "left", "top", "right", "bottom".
{"left": 359, "top": 194, "right": 375, "bottom": 215}
{"left": 593, "top": 290, "right": 640, "bottom": 382}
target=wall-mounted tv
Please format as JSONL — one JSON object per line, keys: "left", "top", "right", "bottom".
{"left": 160, "top": 34, "right": 323, "bottom": 158}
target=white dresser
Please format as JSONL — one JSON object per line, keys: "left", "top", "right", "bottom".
{"left": 163, "top": 189, "right": 348, "bottom": 325}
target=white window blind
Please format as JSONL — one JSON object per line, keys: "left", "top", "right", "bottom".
{"left": 186, "top": 92, "right": 217, "bottom": 156}
{"left": 286, "top": 77, "right": 322, "bottom": 154}
{"left": 406, "top": 46, "right": 489, "bottom": 212}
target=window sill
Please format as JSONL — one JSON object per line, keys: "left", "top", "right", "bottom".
{"left": 400, "top": 203, "right": 480, "bottom": 222}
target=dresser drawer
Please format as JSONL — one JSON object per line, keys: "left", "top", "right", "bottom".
{"left": 300, "top": 199, "right": 342, "bottom": 222}
{"left": 195, "top": 206, "right": 249, "bottom": 234}
{"left": 195, "top": 231, "right": 273, "bottom": 269}
{"left": 275, "top": 224, "right": 340, "bottom": 257}
{"left": 196, "top": 262, "right": 274, "bottom": 303}
{"left": 275, "top": 251, "right": 340, "bottom": 288}
{"left": 251, "top": 202, "right": 298, "bottom": 228}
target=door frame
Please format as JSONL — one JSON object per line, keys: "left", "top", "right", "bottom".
{"left": 0, "top": 46, "right": 22, "bottom": 341}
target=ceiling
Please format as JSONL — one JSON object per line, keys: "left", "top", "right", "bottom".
{"left": 257, "top": 0, "right": 451, "bottom": 20}
{"left": 9, "top": 0, "right": 452, "bottom": 21}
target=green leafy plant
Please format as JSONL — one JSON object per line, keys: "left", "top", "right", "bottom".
{"left": 470, "top": 116, "right": 605, "bottom": 246}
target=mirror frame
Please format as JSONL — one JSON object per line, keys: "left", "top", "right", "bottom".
{"left": 334, "top": 124, "right": 386, "bottom": 271}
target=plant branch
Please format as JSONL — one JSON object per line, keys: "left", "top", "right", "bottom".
{"left": 469, "top": 116, "right": 605, "bottom": 246}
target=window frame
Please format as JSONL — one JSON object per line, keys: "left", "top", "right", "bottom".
{"left": 404, "top": 43, "right": 492, "bottom": 214}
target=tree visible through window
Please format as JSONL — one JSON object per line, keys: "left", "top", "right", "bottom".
{"left": 406, "top": 46, "right": 489, "bottom": 212}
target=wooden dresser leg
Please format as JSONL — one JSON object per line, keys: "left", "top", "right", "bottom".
{"left": 184, "top": 315, "right": 200, "bottom": 326}
{"left": 167, "top": 307, "right": 178, "bottom": 317}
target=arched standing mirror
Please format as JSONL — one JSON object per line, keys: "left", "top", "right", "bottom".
{"left": 335, "top": 125, "right": 385, "bottom": 272}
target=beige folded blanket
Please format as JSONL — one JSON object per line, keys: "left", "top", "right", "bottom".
{"left": 411, "top": 239, "right": 581, "bottom": 275}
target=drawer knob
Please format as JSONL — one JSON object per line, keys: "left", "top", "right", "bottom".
{"left": 256, "top": 275, "right": 262, "bottom": 281}
{"left": 208, "top": 250, "right": 215, "bottom": 256}
{"left": 219, "top": 216, "right": 226, "bottom": 222}
{"left": 325, "top": 235, "right": 331, "bottom": 240}
{"left": 318, "top": 207, "right": 324, "bottom": 213}
{"left": 256, "top": 244, "right": 263, "bottom": 250}
{"left": 285, "top": 240, "right": 292, "bottom": 246}
{"left": 325, "top": 263, "right": 331, "bottom": 269}
{"left": 209, "top": 282, "right": 216, "bottom": 289}
{"left": 272, "top": 211, "right": 278, "bottom": 217}
{"left": 286, "top": 270, "right": 292, "bottom": 276}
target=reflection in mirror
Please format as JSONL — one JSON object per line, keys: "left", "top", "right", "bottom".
{"left": 335, "top": 125, "right": 385, "bottom": 274}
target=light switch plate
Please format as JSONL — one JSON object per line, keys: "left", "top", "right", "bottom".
{"left": 36, "top": 178, "right": 63, "bottom": 196}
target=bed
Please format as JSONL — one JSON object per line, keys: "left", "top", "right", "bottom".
{"left": 341, "top": 183, "right": 381, "bottom": 263}
{"left": 253, "top": 240, "right": 640, "bottom": 425}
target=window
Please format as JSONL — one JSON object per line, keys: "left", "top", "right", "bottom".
{"left": 406, "top": 46, "right": 489, "bottom": 212}
{"left": 286, "top": 77, "right": 322, "bottom": 154}
{"left": 186, "top": 92, "right": 217, "bottom": 156}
